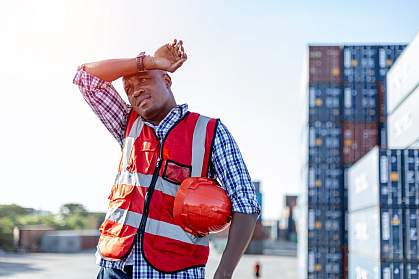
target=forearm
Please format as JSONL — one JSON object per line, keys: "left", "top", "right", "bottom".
{"left": 215, "top": 212, "right": 258, "bottom": 278}
{"left": 83, "top": 57, "right": 154, "bottom": 82}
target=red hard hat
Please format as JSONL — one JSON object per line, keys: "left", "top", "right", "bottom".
{"left": 173, "top": 177, "right": 232, "bottom": 237}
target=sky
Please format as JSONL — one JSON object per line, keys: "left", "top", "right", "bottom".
{"left": 0, "top": 0, "right": 418, "bottom": 220}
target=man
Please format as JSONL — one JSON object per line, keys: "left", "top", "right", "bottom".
{"left": 73, "top": 39, "right": 260, "bottom": 279}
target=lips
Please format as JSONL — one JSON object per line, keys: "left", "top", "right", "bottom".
{"left": 135, "top": 95, "right": 151, "bottom": 107}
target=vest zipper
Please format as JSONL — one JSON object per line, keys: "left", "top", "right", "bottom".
{"left": 138, "top": 140, "right": 164, "bottom": 235}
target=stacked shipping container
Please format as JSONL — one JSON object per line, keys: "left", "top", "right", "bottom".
{"left": 348, "top": 147, "right": 419, "bottom": 278}
{"left": 342, "top": 45, "right": 405, "bottom": 165}
{"left": 307, "top": 46, "right": 345, "bottom": 279}
{"left": 387, "top": 33, "right": 419, "bottom": 279}
{"left": 303, "top": 43, "right": 406, "bottom": 279}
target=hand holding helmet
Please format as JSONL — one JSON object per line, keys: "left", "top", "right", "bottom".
{"left": 173, "top": 177, "right": 232, "bottom": 237}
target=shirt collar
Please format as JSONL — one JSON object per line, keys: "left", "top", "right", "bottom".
{"left": 143, "top": 103, "right": 189, "bottom": 130}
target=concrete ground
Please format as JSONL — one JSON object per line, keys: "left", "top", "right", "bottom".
{"left": 0, "top": 248, "right": 297, "bottom": 278}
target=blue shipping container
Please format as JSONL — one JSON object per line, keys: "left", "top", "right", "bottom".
{"left": 309, "top": 84, "right": 342, "bottom": 123}
{"left": 308, "top": 206, "right": 344, "bottom": 247}
{"left": 377, "top": 45, "right": 406, "bottom": 81}
{"left": 308, "top": 165, "right": 344, "bottom": 205}
{"left": 406, "top": 262, "right": 419, "bottom": 279}
{"left": 308, "top": 246, "right": 342, "bottom": 279}
{"left": 382, "top": 262, "right": 405, "bottom": 279}
{"left": 380, "top": 149, "right": 403, "bottom": 207}
{"left": 403, "top": 149, "right": 419, "bottom": 206}
{"left": 343, "top": 45, "right": 378, "bottom": 83}
{"left": 342, "top": 82, "right": 378, "bottom": 123}
{"left": 405, "top": 208, "right": 419, "bottom": 261}
{"left": 381, "top": 208, "right": 404, "bottom": 260}
{"left": 308, "top": 121, "right": 341, "bottom": 165}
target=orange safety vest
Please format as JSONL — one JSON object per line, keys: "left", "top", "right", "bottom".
{"left": 97, "top": 110, "right": 218, "bottom": 273}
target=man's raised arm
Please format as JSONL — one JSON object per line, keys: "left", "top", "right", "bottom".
{"left": 83, "top": 39, "right": 187, "bottom": 82}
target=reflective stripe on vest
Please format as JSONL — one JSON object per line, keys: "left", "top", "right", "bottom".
{"left": 105, "top": 207, "right": 209, "bottom": 246}
{"left": 191, "top": 116, "right": 210, "bottom": 177}
{"left": 120, "top": 117, "right": 144, "bottom": 172}
{"left": 114, "top": 172, "right": 180, "bottom": 197}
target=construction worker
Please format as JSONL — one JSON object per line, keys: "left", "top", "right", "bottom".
{"left": 73, "top": 39, "right": 260, "bottom": 279}
{"left": 254, "top": 261, "right": 261, "bottom": 278}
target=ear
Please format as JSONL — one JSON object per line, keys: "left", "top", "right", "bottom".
{"left": 163, "top": 73, "right": 172, "bottom": 89}
{"left": 122, "top": 77, "right": 131, "bottom": 94}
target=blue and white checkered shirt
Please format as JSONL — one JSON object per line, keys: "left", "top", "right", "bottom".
{"left": 74, "top": 68, "right": 260, "bottom": 279}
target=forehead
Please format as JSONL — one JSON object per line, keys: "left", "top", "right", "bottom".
{"left": 126, "top": 70, "right": 163, "bottom": 82}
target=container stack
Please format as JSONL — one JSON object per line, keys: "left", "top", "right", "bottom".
{"left": 342, "top": 45, "right": 405, "bottom": 165}
{"left": 301, "top": 42, "right": 407, "bottom": 279}
{"left": 387, "top": 33, "right": 419, "bottom": 279}
{"left": 346, "top": 33, "right": 418, "bottom": 279}
{"left": 306, "top": 46, "right": 345, "bottom": 279}
{"left": 347, "top": 147, "right": 419, "bottom": 278}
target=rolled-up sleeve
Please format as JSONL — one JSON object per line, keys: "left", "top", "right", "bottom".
{"left": 211, "top": 121, "right": 261, "bottom": 215}
{"left": 73, "top": 66, "right": 131, "bottom": 147}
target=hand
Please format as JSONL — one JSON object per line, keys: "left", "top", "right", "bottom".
{"left": 147, "top": 39, "right": 188, "bottom": 73}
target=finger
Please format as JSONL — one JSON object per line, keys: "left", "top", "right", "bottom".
{"left": 173, "top": 45, "right": 181, "bottom": 58}
{"left": 175, "top": 43, "right": 183, "bottom": 57}
{"left": 174, "top": 39, "right": 182, "bottom": 50}
{"left": 180, "top": 46, "right": 185, "bottom": 58}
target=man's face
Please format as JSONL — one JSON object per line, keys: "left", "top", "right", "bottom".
{"left": 124, "top": 70, "right": 173, "bottom": 123}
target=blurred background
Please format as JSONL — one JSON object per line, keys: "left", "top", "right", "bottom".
{"left": 0, "top": 0, "right": 418, "bottom": 278}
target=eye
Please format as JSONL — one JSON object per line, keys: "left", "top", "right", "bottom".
{"left": 140, "top": 78, "right": 147, "bottom": 84}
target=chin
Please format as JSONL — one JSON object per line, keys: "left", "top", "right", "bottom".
{"left": 137, "top": 108, "right": 155, "bottom": 121}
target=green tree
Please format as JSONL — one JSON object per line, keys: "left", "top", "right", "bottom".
{"left": 0, "top": 217, "right": 15, "bottom": 250}
{"left": 61, "top": 214, "right": 89, "bottom": 230}
{"left": 0, "top": 204, "right": 33, "bottom": 220}
{"left": 16, "top": 213, "right": 61, "bottom": 227}
{"left": 59, "top": 203, "right": 88, "bottom": 218}
{"left": 0, "top": 203, "right": 99, "bottom": 250}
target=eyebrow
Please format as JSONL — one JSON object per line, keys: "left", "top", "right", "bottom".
{"left": 133, "top": 74, "right": 153, "bottom": 81}
{"left": 132, "top": 76, "right": 152, "bottom": 84}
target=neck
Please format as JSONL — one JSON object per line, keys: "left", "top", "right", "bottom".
{"left": 148, "top": 101, "right": 177, "bottom": 126}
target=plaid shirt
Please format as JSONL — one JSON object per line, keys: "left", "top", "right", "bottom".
{"left": 73, "top": 67, "right": 260, "bottom": 279}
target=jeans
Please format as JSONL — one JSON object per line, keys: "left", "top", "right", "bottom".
{"left": 96, "top": 266, "right": 133, "bottom": 279}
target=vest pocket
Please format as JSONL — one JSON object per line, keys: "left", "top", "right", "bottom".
{"left": 162, "top": 160, "right": 192, "bottom": 185}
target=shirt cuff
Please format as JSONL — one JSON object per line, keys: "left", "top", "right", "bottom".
{"left": 231, "top": 193, "right": 261, "bottom": 216}
{"left": 72, "top": 65, "right": 111, "bottom": 91}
